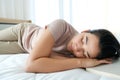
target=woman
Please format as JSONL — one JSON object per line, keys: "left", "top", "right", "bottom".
{"left": 0, "top": 19, "right": 120, "bottom": 73}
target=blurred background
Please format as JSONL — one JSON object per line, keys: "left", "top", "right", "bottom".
{"left": 0, "top": 0, "right": 120, "bottom": 33}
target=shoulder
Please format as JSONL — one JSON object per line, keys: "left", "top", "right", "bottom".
{"left": 53, "top": 19, "right": 67, "bottom": 25}
{"left": 46, "top": 19, "right": 74, "bottom": 41}
{"left": 47, "top": 19, "right": 70, "bottom": 29}
{"left": 47, "top": 19, "right": 73, "bottom": 27}
{"left": 46, "top": 19, "right": 74, "bottom": 34}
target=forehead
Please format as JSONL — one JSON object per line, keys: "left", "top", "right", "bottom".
{"left": 86, "top": 33, "right": 100, "bottom": 58}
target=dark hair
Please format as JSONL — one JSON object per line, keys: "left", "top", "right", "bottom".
{"left": 88, "top": 29, "right": 120, "bottom": 60}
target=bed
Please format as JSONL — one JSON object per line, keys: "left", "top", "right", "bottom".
{"left": 0, "top": 18, "right": 119, "bottom": 80}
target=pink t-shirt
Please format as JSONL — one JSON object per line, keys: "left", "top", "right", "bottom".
{"left": 22, "top": 19, "right": 78, "bottom": 57}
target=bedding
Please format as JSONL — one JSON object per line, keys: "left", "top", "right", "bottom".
{"left": 0, "top": 53, "right": 119, "bottom": 80}
{"left": 86, "top": 57, "right": 120, "bottom": 79}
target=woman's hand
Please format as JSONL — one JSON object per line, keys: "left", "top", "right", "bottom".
{"left": 78, "top": 58, "right": 112, "bottom": 68}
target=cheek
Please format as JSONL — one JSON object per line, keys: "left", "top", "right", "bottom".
{"left": 73, "top": 35, "right": 82, "bottom": 41}
{"left": 73, "top": 37, "right": 82, "bottom": 45}
{"left": 89, "top": 45, "right": 99, "bottom": 58}
{"left": 74, "top": 51, "right": 85, "bottom": 58}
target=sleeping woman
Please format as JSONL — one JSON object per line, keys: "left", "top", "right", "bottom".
{"left": 0, "top": 19, "right": 120, "bottom": 73}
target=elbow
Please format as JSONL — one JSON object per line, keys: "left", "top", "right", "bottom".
{"left": 24, "top": 60, "right": 47, "bottom": 73}
{"left": 24, "top": 60, "right": 36, "bottom": 73}
{"left": 24, "top": 63, "right": 33, "bottom": 73}
{"left": 24, "top": 63, "right": 49, "bottom": 73}
{"left": 24, "top": 58, "right": 53, "bottom": 73}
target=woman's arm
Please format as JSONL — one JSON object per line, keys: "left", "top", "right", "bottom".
{"left": 25, "top": 27, "right": 111, "bottom": 73}
{"left": 25, "top": 57, "right": 111, "bottom": 73}
{"left": 25, "top": 27, "right": 79, "bottom": 73}
{"left": 25, "top": 57, "right": 80, "bottom": 73}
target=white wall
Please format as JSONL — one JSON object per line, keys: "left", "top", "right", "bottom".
{"left": 0, "top": 0, "right": 35, "bottom": 22}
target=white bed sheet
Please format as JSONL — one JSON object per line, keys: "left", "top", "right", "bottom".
{"left": 0, "top": 54, "right": 119, "bottom": 80}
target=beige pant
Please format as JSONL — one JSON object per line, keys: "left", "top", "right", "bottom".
{"left": 0, "top": 23, "right": 29, "bottom": 54}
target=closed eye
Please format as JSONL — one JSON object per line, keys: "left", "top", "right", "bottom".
{"left": 86, "top": 36, "right": 88, "bottom": 44}
{"left": 85, "top": 36, "right": 90, "bottom": 58}
{"left": 81, "top": 36, "right": 87, "bottom": 58}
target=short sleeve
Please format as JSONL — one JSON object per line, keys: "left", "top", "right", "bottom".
{"left": 46, "top": 19, "right": 71, "bottom": 42}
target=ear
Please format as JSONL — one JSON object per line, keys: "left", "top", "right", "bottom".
{"left": 81, "top": 29, "right": 90, "bottom": 33}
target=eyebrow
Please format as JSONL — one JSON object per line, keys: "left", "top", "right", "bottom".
{"left": 86, "top": 36, "right": 90, "bottom": 58}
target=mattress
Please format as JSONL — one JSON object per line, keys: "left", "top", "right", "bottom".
{"left": 0, "top": 53, "right": 119, "bottom": 80}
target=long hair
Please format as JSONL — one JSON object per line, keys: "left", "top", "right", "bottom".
{"left": 88, "top": 29, "right": 120, "bottom": 59}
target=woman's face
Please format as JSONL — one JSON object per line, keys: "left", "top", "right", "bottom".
{"left": 67, "top": 32, "right": 100, "bottom": 58}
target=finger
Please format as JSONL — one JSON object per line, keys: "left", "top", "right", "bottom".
{"left": 99, "top": 60, "right": 112, "bottom": 64}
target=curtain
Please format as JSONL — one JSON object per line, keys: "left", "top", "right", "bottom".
{"left": 34, "top": 0, "right": 120, "bottom": 33}
{"left": 0, "top": 0, "right": 35, "bottom": 21}
{"left": 0, "top": 0, "right": 120, "bottom": 33}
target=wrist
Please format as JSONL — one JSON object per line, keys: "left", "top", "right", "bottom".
{"left": 76, "top": 59, "right": 85, "bottom": 68}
